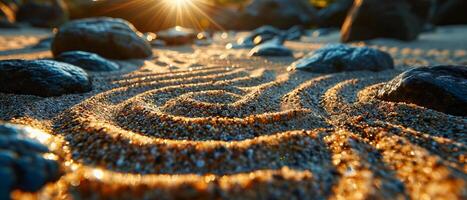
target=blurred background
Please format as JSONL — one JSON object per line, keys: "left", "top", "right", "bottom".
{"left": 1, "top": 0, "right": 465, "bottom": 32}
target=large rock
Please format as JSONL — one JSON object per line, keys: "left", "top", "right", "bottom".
{"left": 51, "top": 17, "right": 152, "bottom": 59}
{"left": 16, "top": 1, "right": 68, "bottom": 28}
{"left": 432, "top": 0, "right": 467, "bottom": 25}
{"left": 341, "top": 0, "right": 428, "bottom": 42}
{"left": 0, "top": 123, "right": 62, "bottom": 198}
{"left": 377, "top": 65, "right": 467, "bottom": 116}
{"left": 0, "top": 59, "right": 92, "bottom": 97}
{"left": 55, "top": 51, "right": 119, "bottom": 71}
{"left": 291, "top": 44, "right": 394, "bottom": 73}
{"left": 317, "top": 0, "right": 354, "bottom": 27}
{"left": 240, "top": 0, "right": 317, "bottom": 29}
{"left": 156, "top": 26, "right": 197, "bottom": 45}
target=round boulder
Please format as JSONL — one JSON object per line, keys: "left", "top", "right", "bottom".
{"left": 341, "top": 0, "right": 427, "bottom": 42}
{"left": 0, "top": 59, "right": 92, "bottom": 97}
{"left": 16, "top": 1, "right": 68, "bottom": 28}
{"left": 52, "top": 17, "right": 152, "bottom": 59}
{"left": 291, "top": 44, "right": 394, "bottom": 73}
{"left": 55, "top": 51, "right": 119, "bottom": 71}
{"left": 377, "top": 65, "right": 467, "bottom": 116}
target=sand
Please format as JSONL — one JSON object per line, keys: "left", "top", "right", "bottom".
{"left": 0, "top": 26, "right": 466, "bottom": 200}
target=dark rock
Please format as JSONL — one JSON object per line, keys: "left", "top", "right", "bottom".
{"left": 240, "top": 0, "right": 317, "bottom": 29}
{"left": 341, "top": 0, "right": 428, "bottom": 42}
{"left": 377, "top": 65, "right": 467, "bottom": 116}
{"left": 317, "top": 0, "right": 354, "bottom": 27}
{"left": 227, "top": 25, "right": 283, "bottom": 49}
{"left": 52, "top": 17, "right": 152, "bottom": 59}
{"left": 409, "top": 0, "right": 436, "bottom": 23}
{"left": 143, "top": 32, "right": 166, "bottom": 47}
{"left": 0, "top": 19, "right": 17, "bottom": 29}
{"left": 150, "top": 39, "right": 167, "bottom": 47}
{"left": 249, "top": 38, "right": 292, "bottom": 57}
{"left": 0, "top": 59, "right": 92, "bottom": 97}
{"left": 292, "top": 44, "right": 394, "bottom": 73}
{"left": 194, "top": 32, "right": 213, "bottom": 46}
{"left": 16, "top": 1, "right": 68, "bottom": 28}
{"left": 433, "top": 0, "right": 467, "bottom": 25}
{"left": 31, "top": 37, "right": 54, "bottom": 49}
{"left": 157, "top": 26, "right": 197, "bottom": 45}
{"left": 0, "top": 123, "right": 62, "bottom": 195}
{"left": 55, "top": 51, "right": 119, "bottom": 71}
{"left": 285, "top": 25, "right": 305, "bottom": 40}
{"left": 310, "top": 28, "right": 337, "bottom": 37}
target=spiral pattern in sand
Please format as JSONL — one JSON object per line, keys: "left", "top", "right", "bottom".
{"left": 50, "top": 61, "right": 467, "bottom": 199}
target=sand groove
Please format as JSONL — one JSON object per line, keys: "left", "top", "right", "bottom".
{"left": 45, "top": 62, "right": 466, "bottom": 199}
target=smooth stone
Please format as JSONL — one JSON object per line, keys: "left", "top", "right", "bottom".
{"left": 55, "top": 51, "right": 119, "bottom": 71}
{"left": 241, "top": 0, "right": 317, "bottom": 29}
{"left": 0, "top": 59, "right": 92, "bottom": 97}
{"left": 228, "top": 25, "right": 283, "bottom": 49}
{"left": 52, "top": 17, "right": 152, "bottom": 59}
{"left": 377, "top": 65, "right": 467, "bottom": 116}
{"left": 157, "top": 26, "right": 196, "bottom": 45}
{"left": 341, "top": 0, "right": 428, "bottom": 42}
{"left": 285, "top": 25, "right": 305, "bottom": 40}
{"left": 249, "top": 38, "right": 292, "bottom": 57}
{"left": 0, "top": 123, "right": 61, "bottom": 193}
{"left": 433, "top": 0, "right": 467, "bottom": 25}
{"left": 317, "top": 0, "right": 354, "bottom": 27}
{"left": 16, "top": 2, "right": 67, "bottom": 28}
{"left": 292, "top": 44, "right": 394, "bottom": 73}
{"left": 31, "top": 37, "right": 53, "bottom": 49}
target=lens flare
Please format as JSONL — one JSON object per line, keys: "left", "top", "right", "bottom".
{"left": 171, "top": 0, "right": 191, "bottom": 7}
{"left": 93, "top": 0, "right": 224, "bottom": 31}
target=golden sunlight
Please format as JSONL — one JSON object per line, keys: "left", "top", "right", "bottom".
{"left": 156, "top": 0, "right": 221, "bottom": 29}
{"left": 170, "top": 0, "right": 193, "bottom": 7}
{"left": 161, "top": 0, "right": 198, "bottom": 10}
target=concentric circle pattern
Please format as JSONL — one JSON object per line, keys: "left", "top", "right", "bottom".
{"left": 52, "top": 60, "right": 466, "bottom": 199}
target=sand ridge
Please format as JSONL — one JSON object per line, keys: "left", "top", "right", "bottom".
{"left": 0, "top": 27, "right": 466, "bottom": 199}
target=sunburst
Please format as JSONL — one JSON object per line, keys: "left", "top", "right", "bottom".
{"left": 90, "top": 0, "right": 224, "bottom": 31}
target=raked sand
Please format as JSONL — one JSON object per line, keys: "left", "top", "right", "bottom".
{"left": 0, "top": 26, "right": 466, "bottom": 199}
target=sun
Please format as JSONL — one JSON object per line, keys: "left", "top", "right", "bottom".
{"left": 164, "top": 0, "right": 193, "bottom": 8}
